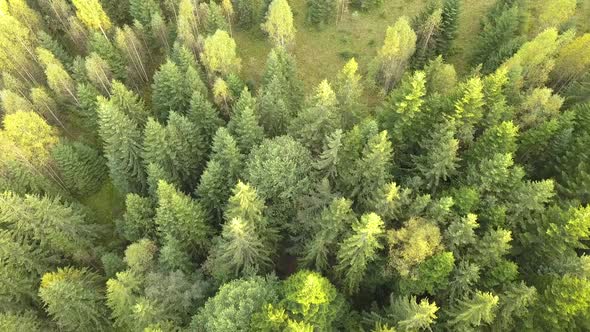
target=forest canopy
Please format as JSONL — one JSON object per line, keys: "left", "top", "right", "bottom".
{"left": 1, "top": 0, "right": 590, "bottom": 331}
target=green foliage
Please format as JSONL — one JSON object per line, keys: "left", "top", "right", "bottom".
{"left": 191, "top": 276, "right": 280, "bottom": 331}
{"left": 448, "top": 291, "right": 499, "bottom": 330}
{"left": 151, "top": 60, "right": 193, "bottom": 121}
{"left": 201, "top": 30, "right": 241, "bottom": 77}
{"left": 39, "top": 267, "right": 110, "bottom": 331}
{"left": 228, "top": 88, "right": 264, "bottom": 154}
{"left": 51, "top": 141, "right": 107, "bottom": 197}
{"left": 399, "top": 251, "right": 454, "bottom": 295}
{"left": 307, "top": 0, "right": 335, "bottom": 26}
{"left": 262, "top": 0, "right": 296, "bottom": 47}
{"left": 336, "top": 213, "right": 385, "bottom": 294}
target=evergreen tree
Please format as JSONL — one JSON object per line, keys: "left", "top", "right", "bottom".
{"left": 335, "top": 213, "right": 384, "bottom": 294}
{"left": 315, "top": 130, "right": 344, "bottom": 184}
{"left": 453, "top": 76, "right": 485, "bottom": 145}
{"left": 436, "top": 0, "right": 460, "bottom": 57}
{"left": 413, "top": 120, "right": 459, "bottom": 192}
{"left": 186, "top": 91, "right": 225, "bottom": 154}
{"left": 196, "top": 128, "right": 243, "bottom": 221}
{"left": 120, "top": 193, "right": 156, "bottom": 242}
{"left": 448, "top": 291, "right": 499, "bottom": 330}
{"left": 39, "top": 267, "right": 110, "bottom": 331}
{"left": 151, "top": 60, "right": 191, "bottom": 121}
{"left": 97, "top": 99, "right": 145, "bottom": 194}
{"left": 335, "top": 58, "right": 365, "bottom": 128}
{"left": 412, "top": 3, "right": 442, "bottom": 68}
{"left": 375, "top": 295, "right": 439, "bottom": 331}
{"left": 51, "top": 141, "right": 107, "bottom": 197}
{"left": 289, "top": 79, "right": 340, "bottom": 153}
{"left": 129, "top": 0, "right": 161, "bottom": 27}
{"left": 205, "top": 1, "right": 230, "bottom": 34}
{"left": 88, "top": 32, "right": 126, "bottom": 82}
{"left": 109, "top": 80, "right": 149, "bottom": 127}
{"left": 307, "top": 0, "right": 335, "bottom": 27}
{"left": 228, "top": 88, "right": 265, "bottom": 154}
{"left": 257, "top": 75, "right": 292, "bottom": 136}
{"left": 155, "top": 181, "right": 212, "bottom": 257}
{"left": 262, "top": 0, "right": 296, "bottom": 47}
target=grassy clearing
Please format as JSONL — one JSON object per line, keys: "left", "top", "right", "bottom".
{"left": 234, "top": 0, "right": 493, "bottom": 92}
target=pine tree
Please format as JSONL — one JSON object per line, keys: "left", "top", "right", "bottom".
{"left": 151, "top": 60, "right": 191, "bottom": 121}
{"left": 235, "top": 0, "right": 265, "bottom": 28}
{"left": 196, "top": 128, "right": 243, "bottom": 222}
{"left": 494, "top": 282, "right": 537, "bottom": 330}
{"left": 129, "top": 0, "right": 161, "bottom": 27}
{"left": 448, "top": 291, "right": 499, "bottom": 330}
{"left": 51, "top": 141, "right": 107, "bottom": 197}
{"left": 467, "top": 121, "right": 518, "bottom": 164}
{"left": 245, "top": 136, "right": 313, "bottom": 226}
{"left": 155, "top": 181, "right": 211, "bottom": 256}
{"left": 371, "top": 17, "right": 417, "bottom": 91}
{"left": 200, "top": 30, "right": 241, "bottom": 78}
{"left": 97, "top": 99, "right": 145, "bottom": 194}
{"left": 262, "top": 47, "right": 305, "bottom": 113}
{"left": 205, "top": 1, "right": 230, "bottom": 34}
{"left": 335, "top": 213, "right": 384, "bottom": 294}
{"left": 39, "top": 267, "right": 110, "bottom": 331}
{"left": 262, "top": 0, "right": 296, "bottom": 47}
{"left": 228, "top": 88, "right": 264, "bottom": 154}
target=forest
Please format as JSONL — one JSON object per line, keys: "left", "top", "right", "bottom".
{"left": 1, "top": 0, "right": 590, "bottom": 330}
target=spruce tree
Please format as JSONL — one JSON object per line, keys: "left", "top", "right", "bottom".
{"left": 151, "top": 60, "right": 191, "bottom": 121}
{"left": 257, "top": 75, "right": 292, "bottom": 136}
{"left": 335, "top": 213, "right": 384, "bottom": 294}
{"left": 120, "top": 193, "right": 156, "bottom": 242}
{"left": 436, "top": 0, "right": 460, "bottom": 57}
{"left": 196, "top": 128, "right": 243, "bottom": 222}
{"left": 228, "top": 88, "right": 265, "bottom": 154}
{"left": 315, "top": 129, "right": 344, "bottom": 183}
{"left": 307, "top": 0, "right": 336, "bottom": 27}
{"left": 39, "top": 267, "right": 111, "bottom": 331}
{"left": 186, "top": 91, "right": 225, "bottom": 155}
{"left": 155, "top": 181, "right": 211, "bottom": 256}
{"left": 453, "top": 76, "right": 485, "bottom": 145}
{"left": 412, "top": 3, "right": 443, "bottom": 68}
{"left": 335, "top": 58, "right": 365, "bottom": 128}
{"left": 448, "top": 291, "right": 499, "bottom": 330}
{"left": 51, "top": 141, "right": 108, "bottom": 197}
{"left": 97, "top": 99, "right": 145, "bottom": 194}
{"left": 109, "top": 80, "right": 149, "bottom": 127}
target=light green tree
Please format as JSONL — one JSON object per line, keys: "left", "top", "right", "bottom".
{"left": 201, "top": 30, "right": 241, "bottom": 77}
{"left": 262, "top": 0, "right": 296, "bottom": 47}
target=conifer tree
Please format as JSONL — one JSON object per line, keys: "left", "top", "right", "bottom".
{"left": 206, "top": 1, "right": 231, "bottom": 34}
{"left": 335, "top": 213, "right": 384, "bottom": 294}
{"left": 257, "top": 75, "right": 292, "bottom": 136}
{"left": 115, "top": 25, "right": 151, "bottom": 85}
{"left": 196, "top": 128, "right": 243, "bottom": 221}
{"left": 155, "top": 181, "right": 211, "bottom": 256}
{"left": 307, "top": 0, "right": 335, "bottom": 27}
{"left": 379, "top": 295, "right": 439, "bottom": 331}
{"left": 453, "top": 76, "right": 484, "bottom": 144}
{"left": 228, "top": 88, "right": 265, "bottom": 154}
{"left": 129, "top": 0, "right": 161, "bottom": 27}
{"left": 97, "top": 99, "right": 145, "bottom": 194}
{"left": 448, "top": 291, "right": 499, "bottom": 330}
{"left": 413, "top": 120, "right": 459, "bottom": 192}
{"left": 423, "top": 55, "right": 457, "bottom": 95}
{"left": 371, "top": 17, "right": 417, "bottom": 91}
{"left": 109, "top": 80, "right": 149, "bottom": 127}
{"left": 289, "top": 79, "right": 339, "bottom": 153}
{"left": 335, "top": 58, "right": 364, "bottom": 128}
{"left": 51, "top": 141, "right": 107, "bottom": 197}
{"left": 436, "top": 0, "right": 460, "bottom": 57}
{"left": 412, "top": 3, "right": 442, "bottom": 68}
{"left": 494, "top": 282, "right": 537, "bottom": 331}
{"left": 201, "top": 30, "right": 241, "bottom": 78}
{"left": 471, "top": 3, "right": 523, "bottom": 73}
{"left": 467, "top": 121, "right": 518, "bottom": 164}
{"left": 245, "top": 136, "right": 313, "bottom": 226}
{"left": 151, "top": 60, "right": 191, "bottom": 121}
{"left": 262, "top": 47, "right": 305, "bottom": 112}
{"left": 300, "top": 197, "right": 355, "bottom": 272}
{"left": 262, "top": 0, "right": 296, "bottom": 47}
{"left": 120, "top": 193, "right": 156, "bottom": 242}
{"left": 85, "top": 53, "right": 114, "bottom": 96}
{"left": 186, "top": 91, "right": 225, "bottom": 155}
{"left": 89, "top": 32, "right": 127, "bottom": 82}
{"left": 39, "top": 267, "right": 110, "bottom": 331}
{"left": 315, "top": 129, "right": 344, "bottom": 183}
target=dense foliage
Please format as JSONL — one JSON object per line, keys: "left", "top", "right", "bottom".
{"left": 1, "top": 0, "right": 590, "bottom": 330}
